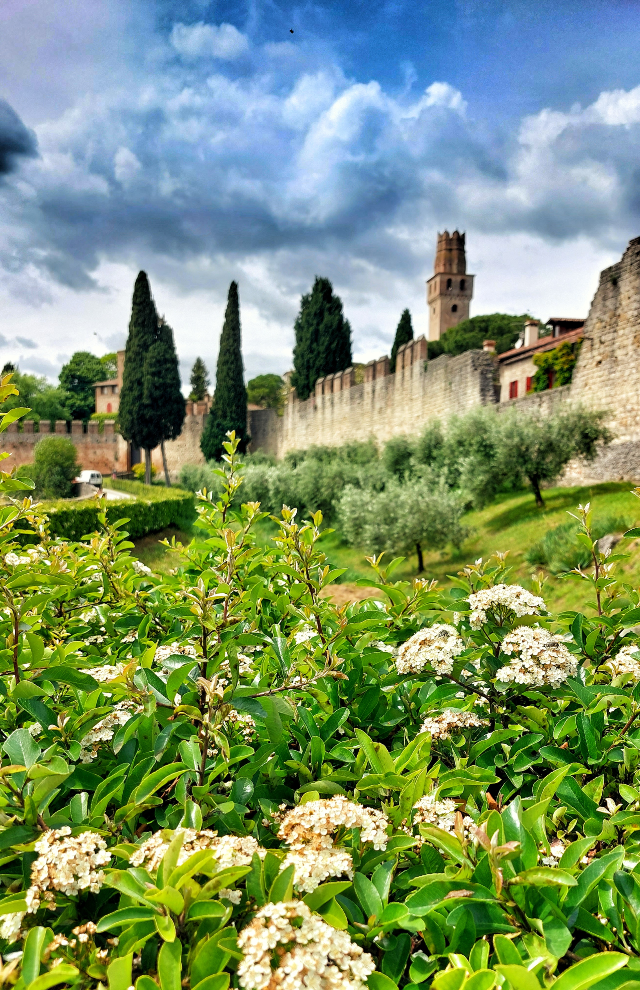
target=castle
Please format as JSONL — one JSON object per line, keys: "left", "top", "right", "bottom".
{"left": 4, "top": 234, "right": 640, "bottom": 484}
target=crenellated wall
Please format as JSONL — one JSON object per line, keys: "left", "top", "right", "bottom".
{"left": 3, "top": 420, "right": 120, "bottom": 475}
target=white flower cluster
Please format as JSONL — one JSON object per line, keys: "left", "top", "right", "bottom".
{"left": 468, "top": 584, "right": 546, "bottom": 628}
{"left": 412, "top": 794, "right": 474, "bottom": 839}
{"left": 30, "top": 828, "right": 111, "bottom": 902}
{"left": 420, "top": 709, "right": 489, "bottom": 740}
{"left": 278, "top": 797, "right": 389, "bottom": 852}
{"left": 237, "top": 900, "right": 375, "bottom": 990}
{"left": 605, "top": 644, "right": 640, "bottom": 682}
{"left": 540, "top": 839, "right": 566, "bottom": 867}
{"left": 295, "top": 625, "right": 318, "bottom": 645}
{"left": 496, "top": 626, "right": 578, "bottom": 687}
{"left": 278, "top": 797, "right": 389, "bottom": 893}
{"left": 154, "top": 642, "right": 198, "bottom": 665}
{"left": 396, "top": 624, "right": 465, "bottom": 675}
{"left": 373, "top": 641, "right": 396, "bottom": 654}
{"left": 79, "top": 701, "right": 140, "bottom": 762}
{"left": 4, "top": 552, "right": 31, "bottom": 567}
{"left": 129, "top": 829, "right": 265, "bottom": 873}
{"left": 132, "top": 559, "right": 152, "bottom": 576}
{"left": 224, "top": 709, "right": 257, "bottom": 740}
{"left": 80, "top": 662, "right": 126, "bottom": 683}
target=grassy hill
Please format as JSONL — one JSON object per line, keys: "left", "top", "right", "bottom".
{"left": 134, "top": 480, "right": 640, "bottom": 612}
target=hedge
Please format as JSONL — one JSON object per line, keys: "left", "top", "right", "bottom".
{"left": 34, "top": 480, "right": 195, "bottom": 540}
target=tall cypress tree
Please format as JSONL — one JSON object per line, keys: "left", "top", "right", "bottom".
{"left": 119, "top": 272, "right": 163, "bottom": 482}
{"left": 201, "top": 281, "right": 247, "bottom": 461}
{"left": 390, "top": 309, "right": 414, "bottom": 372}
{"left": 143, "top": 318, "right": 185, "bottom": 484}
{"left": 291, "top": 277, "right": 352, "bottom": 401}
{"left": 189, "top": 357, "right": 210, "bottom": 401}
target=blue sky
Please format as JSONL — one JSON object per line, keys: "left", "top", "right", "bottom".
{"left": 1, "top": 0, "right": 640, "bottom": 387}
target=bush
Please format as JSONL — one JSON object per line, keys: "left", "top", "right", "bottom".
{"left": 526, "top": 511, "right": 634, "bottom": 573}
{"left": 179, "top": 462, "right": 219, "bottom": 494}
{"left": 4, "top": 421, "right": 640, "bottom": 986}
{"left": 132, "top": 461, "right": 157, "bottom": 481}
{"left": 32, "top": 434, "right": 79, "bottom": 498}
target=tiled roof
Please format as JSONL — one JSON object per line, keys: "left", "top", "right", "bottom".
{"left": 498, "top": 327, "right": 584, "bottom": 366}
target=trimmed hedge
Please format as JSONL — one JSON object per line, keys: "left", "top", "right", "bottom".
{"left": 36, "top": 480, "right": 195, "bottom": 540}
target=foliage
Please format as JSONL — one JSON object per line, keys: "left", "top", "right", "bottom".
{"left": 428, "top": 313, "right": 536, "bottom": 359}
{"left": 144, "top": 318, "right": 186, "bottom": 483}
{"left": 89, "top": 413, "right": 120, "bottom": 431}
{"left": 59, "top": 352, "right": 117, "bottom": 421}
{"left": 32, "top": 435, "right": 79, "bottom": 499}
{"left": 1, "top": 368, "right": 70, "bottom": 425}
{"left": 132, "top": 462, "right": 157, "bottom": 481}
{"left": 532, "top": 340, "right": 584, "bottom": 392}
{"left": 246, "top": 374, "right": 285, "bottom": 413}
{"left": 189, "top": 358, "right": 210, "bottom": 402}
{"left": 201, "top": 282, "right": 248, "bottom": 462}
{"left": 4, "top": 405, "right": 640, "bottom": 988}
{"left": 382, "top": 435, "right": 416, "bottom": 479}
{"left": 337, "top": 475, "right": 467, "bottom": 570}
{"left": 291, "top": 276, "right": 353, "bottom": 401}
{"left": 525, "top": 512, "right": 634, "bottom": 573}
{"left": 390, "top": 309, "right": 413, "bottom": 373}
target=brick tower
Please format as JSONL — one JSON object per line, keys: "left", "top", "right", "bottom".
{"left": 426, "top": 230, "right": 474, "bottom": 341}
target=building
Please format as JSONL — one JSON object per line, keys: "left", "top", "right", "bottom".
{"left": 497, "top": 318, "right": 585, "bottom": 402}
{"left": 426, "top": 230, "right": 474, "bottom": 341}
{"left": 94, "top": 350, "right": 125, "bottom": 415}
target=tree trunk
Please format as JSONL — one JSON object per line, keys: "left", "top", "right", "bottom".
{"left": 416, "top": 542, "right": 424, "bottom": 573}
{"left": 144, "top": 448, "right": 152, "bottom": 486}
{"left": 161, "top": 440, "right": 171, "bottom": 486}
{"left": 530, "top": 477, "right": 545, "bottom": 508}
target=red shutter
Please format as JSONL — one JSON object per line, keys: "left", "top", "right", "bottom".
{"left": 526, "top": 376, "right": 532, "bottom": 393}
{"left": 509, "top": 381, "right": 518, "bottom": 399}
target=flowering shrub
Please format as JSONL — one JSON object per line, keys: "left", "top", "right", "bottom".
{"left": 3, "top": 373, "right": 640, "bottom": 989}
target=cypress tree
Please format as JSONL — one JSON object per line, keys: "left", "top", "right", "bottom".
{"left": 119, "top": 272, "right": 163, "bottom": 482}
{"left": 390, "top": 309, "right": 414, "bottom": 372}
{"left": 143, "top": 318, "right": 185, "bottom": 484}
{"left": 189, "top": 357, "right": 210, "bottom": 401}
{"left": 201, "top": 281, "right": 247, "bottom": 461}
{"left": 291, "top": 277, "right": 352, "bottom": 401}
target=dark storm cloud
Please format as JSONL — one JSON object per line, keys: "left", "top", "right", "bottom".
{"left": 0, "top": 100, "right": 37, "bottom": 175}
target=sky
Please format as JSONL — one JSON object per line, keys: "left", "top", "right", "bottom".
{"left": 2, "top": 0, "right": 640, "bottom": 389}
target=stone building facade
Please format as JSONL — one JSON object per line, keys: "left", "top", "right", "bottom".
{"left": 426, "top": 230, "right": 474, "bottom": 340}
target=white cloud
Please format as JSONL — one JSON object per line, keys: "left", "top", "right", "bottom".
{"left": 170, "top": 22, "right": 249, "bottom": 60}
{"left": 114, "top": 146, "right": 141, "bottom": 185}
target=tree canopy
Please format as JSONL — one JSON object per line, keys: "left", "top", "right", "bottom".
{"left": 1, "top": 368, "right": 70, "bottom": 424}
{"left": 291, "top": 277, "right": 352, "bottom": 401}
{"left": 189, "top": 357, "right": 210, "bottom": 402}
{"left": 143, "top": 318, "right": 185, "bottom": 482}
{"left": 201, "top": 281, "right": 247, "bottom": 461}
{"left": 247, "top": 373, "right": 284, "bottom": 412}
{"left": 59, "top": 351, "right": 116, "bottom": 420}
{"left": 390, "top": 309, "right": 413, "bottom": 372}
{"left": 427, "top": 313, "right": 537, "bottom": 359}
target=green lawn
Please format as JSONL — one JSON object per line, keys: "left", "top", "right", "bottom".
{"left": 133, "top": 481, "right": 640, "bottom": 611}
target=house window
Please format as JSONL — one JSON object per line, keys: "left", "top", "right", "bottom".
{"left": 451, "top": 304, "right": 458, "bottom": 313}
{"left": 107, "top": 403, "right": 112, "bottom": 412}
{"left": 101, "top": 386, "right": 108, "bottom": 394}
{"left": 446, "top": 278, "right": 452, "bottom": 290}
{"left": 460, "top": 279, "right": 466, "bottom": 291}
{"left": 113, "top": 385, "right": 118, "bottom": 394}
{"left": 509, "top": 381, "right": 518, "bottom": 399}
{"left": 526, "top": 376, "right": 533, "bottom": 393}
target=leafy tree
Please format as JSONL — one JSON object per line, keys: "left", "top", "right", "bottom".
{"left": 1, "top": 362, "right": 15, "bottom": 376}
{"left": 390, "top": 309, "right": 413, "bottom": 372}
{"left": 1, "top": 368, "right": 69, "bottom": 425}
{"left": 247, "top": 373, "right": 284, "bottom": 412}
{"left": 532, "top": 339, "right": 583, "bottom": 392}
{"left": 382, "top": 435, "right": 415, "bottom": 479}
{"left": 100, "top": 353, "right": 118, "bottom": 379}
{"left": 338, "top": 476, "right": 466, "bottom": 572}
{"left": 201, "top": 281, "right": 247, "bottom": 461}
{"left": 427, "top": 313, "right": 536, "bottom": 359}
{"left": 189, "top": 357, "right": 210, "bottom": 402}
{"left": 58, "top": 351, "right": 115, "bottom": 420}
{"left": 291, "top": 277, "right": 352, "bottom": 401}
{"left": 119, "top": 272, "right": 165, "bottom": 483}
{"left": 143, "top": 318, "right": 185, "bottom": 484}
{"left": 32, "top": 435, "right": 79, "bottom": 499}
{"left": 494, "top": 405, "right": 612, "bottom": 507}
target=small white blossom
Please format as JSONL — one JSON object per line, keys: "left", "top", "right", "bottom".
{"left": 29, "top": 828, "right": 111, "bottom": 907}
{"left": 541, "top": 839, "right": 566, "bottom": 867}
{"left": 278, "top": 797, "right": 389, "bottom": 852}
{"left": 4, "top": 553, "right": 30, "bottom": 567}
{"left": 80, "top": 662, "right": 126, "bottom": 683}
{"left": 420, "top": 709, "right": 489, "bottom": 740}
{"left": 78, "top": 701, "right": 140, "bottom": 762}
{"left": 284, "top": 846, "right": 354, "bottom": 893}
{"left": 237, "top": 900, "right": 375, "bottom": 990}
{"left": 396, "top": 624, "right": 465, "bottom": 675}
{"left": 218, "top": 888, "right": 242, "bottom": 904}
{"left": 412, "top": 794, "right": 474, "bottom": 838}
{"left": 605, "top": 645, "right": 640, "bottom": 682}
{"left": 132, "top": 560, "right": 152, "bottom": 576}
{"left": 154, "top": 643, "right": 197, "bottom": 665}
{"left": 468, "top": 584, "right": 546, "bottom": 628}
{"left": 496, "top": 626, "right": 578, "bottom": 687}
{"left": 129, "top": 829, "right": 266, "bottom": 873}
{"left": 295, "top": 625, "right": 317, "bottom": 645}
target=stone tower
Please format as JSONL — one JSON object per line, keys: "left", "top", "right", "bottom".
{"left": 426, "top": 230, "right": 474, "bottom": 341}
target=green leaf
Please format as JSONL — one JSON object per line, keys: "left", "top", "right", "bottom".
{"left": 367, "top": 973, "right": 400, "bottom": 990}
{"left": 317, "top": 897, "right": 348, "bottom": 929}
{"left": 3, "top": 727, "right": 40, "bottom": 768}
{"left": 107, "top": 953, "right": 134, "bottom": 990}
{"left": 190, "top": 977, "right": 230, "bottom": 990}
{"left": 97, "top": 907, "right": 159, "bottom": 931}
{"left": 269, "top": 864, "right": 295, "bottom": 903}
{"left": 552, "top": 954, "right": 628, "bottom": 990}
{"left": 23, "top": 927, "right": 50, "bottom": 986}
{"left": 26, "top": 965, "right": 79, "bottom": 990}
{"left": 494, "top": 966, "right": 541, "bottom": 990}
{"left": 155, "top": 913, "right": 177, "bottom": 942}
{"left": 303, "top": 881, "right": 353, "bottom": 911}
{"left": 432, "top": 969, "right": 467, "bottom": 990}
{"left": 510, "top": 867, "right": 577, "bottom": 887}
{"left": 465, "top": 973, "right": 497, "bottom": 990}
{"left": 564, "top": 847, "right": 624, "bottom": 911}
{"left": 353, "top": 872, "right": 383, "bottom": 920}
{"left": 132, "top": 763, "right": 187, "bottom": 805}
{"left": 158, "top": 938, "right": 182, "bottom": 990}
{"left": 46, "top": 666, "right": 99, "bottom": 692}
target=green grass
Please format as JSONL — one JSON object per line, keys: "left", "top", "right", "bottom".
{"left": 131, "top": 481, "right": 640, "bottom": 610}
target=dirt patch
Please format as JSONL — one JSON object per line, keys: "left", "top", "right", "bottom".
{"left": 320, "top": 583, "right": 384, "bottom": 606}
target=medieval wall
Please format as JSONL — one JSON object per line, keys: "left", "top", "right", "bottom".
{"left": 3, "top": 420, "right": 120, "bottom": 475}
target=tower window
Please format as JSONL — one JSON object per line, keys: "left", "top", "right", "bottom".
{"left": 446, "top": 278, "right": 452, "bottom": 290}
{"left": 460, "top": 279, "right": 465, "bottom": 291}
{"left": 432, "top": 307, "right": 435, "bottom": 314}
{"left": 451, "top": 304, "right": 458, "bottom": 313}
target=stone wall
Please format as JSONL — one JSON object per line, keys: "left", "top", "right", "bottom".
{"left": 3, "top": 420, "right": 119, "bottom": 475}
